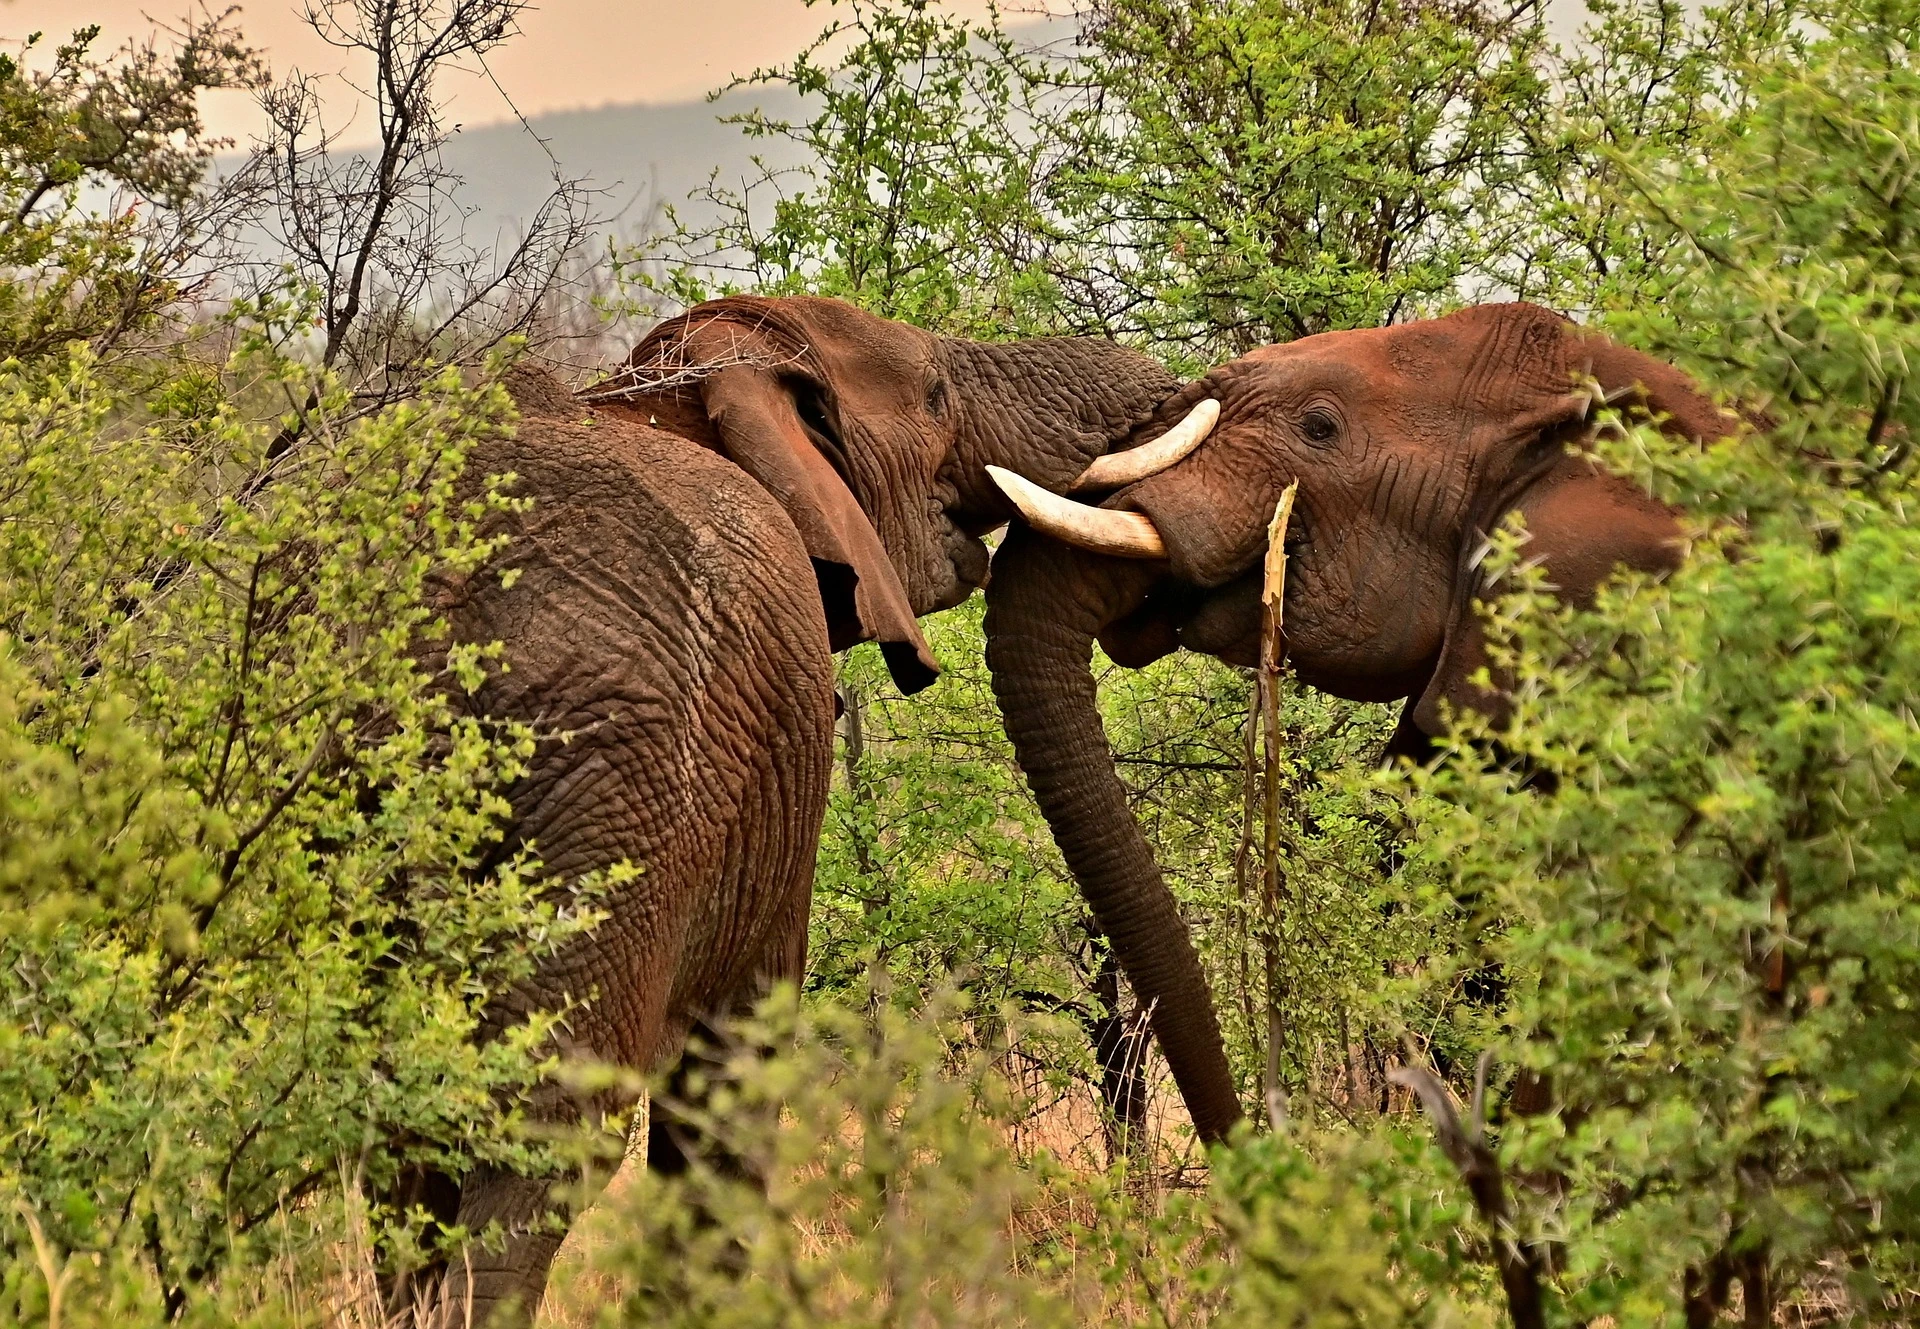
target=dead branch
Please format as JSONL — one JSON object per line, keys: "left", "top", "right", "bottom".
{"left": 575, "top": 310, "right": 810, "bottom": 402}
{"left": 1257, "top": 482, "right": 1299, "bottom": 1126}
{"left": 236, "top": 0, "right": 596, "bottom": 460}
{"left": 1388, "top": 1055, "right": 1547, "bottom": 1329}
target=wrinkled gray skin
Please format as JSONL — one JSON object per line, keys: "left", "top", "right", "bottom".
{"left": 401, "top": 296, "right": 1178, "bottom": 1327}
{"left": 984, "top": 304, "right": 1730, "bottom": 1141}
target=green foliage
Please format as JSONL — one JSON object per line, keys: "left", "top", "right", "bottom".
{"left": 1486, "top": 0, "right": 1802, "bottom": 315}
{"left": 1046, "top": 0, "right": 1547, "bottom": 359}
{"left": 814, "top": 605, "right": 1085, "bottom": 1013}
{"left": 1208, "top": 1127, "right": 1497, "bottom": 1329}
{"left": 0, "top": 339, "right": 602, "bottom": 1304}
{"left": 642, "top": 0, "right": 1560, "bottom": 361}
{"left": 556, "top": 991, "right": 1495, "bottom": 1328}
{"left": 1092, "top": 651, "right": 1453, "bottom": 1115}
{"left": 1396, "top": 6, "right": 1920, "bottom": 1317}
{"left": 640, "top": 0, "right": 1054, "bottom": 337}
{"left": 816, "top": 604, "right": 1438, "bottom": 1141}
{"left": 0, "top": 16, "right": 260, "bottom": 360}
{"left": 572, "top": 992, "right": 1087, "bottom": 1328}
{"left": 0, "top": 18, "right": 602, "bottom": 1314}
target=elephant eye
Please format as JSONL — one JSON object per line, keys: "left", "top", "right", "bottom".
{"left": 1300, "top": 408, "right": 1340, "bottom": 445}
{"left": 925, "top": 377, "right": 949, "bottom": 420}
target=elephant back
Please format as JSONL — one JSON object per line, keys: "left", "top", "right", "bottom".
{"left": 424, "top": 376, "right": 837, "bottom": 1013}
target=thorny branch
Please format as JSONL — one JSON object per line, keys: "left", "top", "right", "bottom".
{"left": 116, "top": 0, "right": 597, "bottom": 618}
{"left": 241, "top": 0, "right": 596, "bottom": 461}
{"left": 1389, "top": 1053, "right": 1547, "bottom": 1329}
{"left": 575, "top": 310, "right": 811, "bottom": 402}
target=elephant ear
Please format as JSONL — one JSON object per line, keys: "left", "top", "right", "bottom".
{"left": 626, "top": 299, "right": 939, "bottom": 695}
{"left": 1404, "top": 317, "right": 1733, "bottom": 744}
{"left": 700, "top": 364, "right": 940, "bottom": 694}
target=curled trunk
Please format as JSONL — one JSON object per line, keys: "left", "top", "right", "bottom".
{"left": 984, "top": 527, "right": 1245, "bottom": 1144}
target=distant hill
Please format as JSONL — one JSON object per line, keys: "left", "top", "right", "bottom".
{"left": 233, "top": 9, "right": 1610, "bottom": 260}
{"left": 426, "top": 15, "right": 1075, "bottom": 243}
{"left": 435, "top": 85, "right": 812, "bottom": 242}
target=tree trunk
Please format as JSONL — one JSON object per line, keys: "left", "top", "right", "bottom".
{"left": 1084, "top": 923, "right": 1152, "bottom": 1164}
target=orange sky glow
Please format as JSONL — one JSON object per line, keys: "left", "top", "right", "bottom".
{"left": 3, "top": 0, "right": 1012, "bottom": 144}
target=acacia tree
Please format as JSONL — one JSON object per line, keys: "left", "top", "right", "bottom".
{"left": 245, "top": 0, "right": 595, "bottom": 446}
{"left": 1034, "top": 0, "right": 1548, "bottom": 362}
{"left": 1482, "top": 0, "right": 1804, "bottom": 315}
{"left": 645, "top": 0, "right": 1055, "bottom": 338}
{"left": 0, "top": 15, "right": 263, "bottom": 362}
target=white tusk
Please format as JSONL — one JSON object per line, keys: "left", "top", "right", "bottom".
{"left": 1069, "top": 398, "right": 1220, "bottom": 493}
{"left": 986, "top": 465, "right": 1167, "bottom": 559}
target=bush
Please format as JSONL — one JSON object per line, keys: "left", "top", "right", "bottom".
{"left": 1396, "top": 6, "right": 1920, "bottom": 1317}
{"left": 0, "top": 339, "right": 609, "bottom": 1309}
{"left": 0, "top": 15, "right": 600, "bottom": 1314}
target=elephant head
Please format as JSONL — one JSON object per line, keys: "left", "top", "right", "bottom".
{"left": 981, "top": 303, "right": 1736, "bottom": 1140}
{"left": 609, "top": 294, "right": 1180, "bottom": 694}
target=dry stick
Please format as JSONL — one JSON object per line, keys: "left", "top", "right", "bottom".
{"left": 1232, "top": 701, "right": 1265, "bottom": 1094}
{"left": 1258, "top": 482, "right": 1299, "bottom": 1130}
{"left": 1766, "top": 857, "right": 1790, "bottom": 998}
{"left": 1387, "top": 1057, "right": 1546, "bottom": 1329}
{"left": 16, "top": 1204, "right": 71, "bottom": 1329}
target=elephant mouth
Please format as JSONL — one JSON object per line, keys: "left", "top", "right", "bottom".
{"left": 932, "top": 526, "right": 991, "bottom": 609}
{"left": 1281, "top": 507, "right": 1312, "bottom": 560}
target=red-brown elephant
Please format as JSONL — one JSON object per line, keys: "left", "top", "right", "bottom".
{"left": 978, "top": 303, "right": 1737, "bottom": 1141}
{"left": 404, "top": 295, "right": 1181, "bottom": 1325}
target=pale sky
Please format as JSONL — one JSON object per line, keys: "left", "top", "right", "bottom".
{"left": 4, "top": 0, "right": 1010, "bottom": 145}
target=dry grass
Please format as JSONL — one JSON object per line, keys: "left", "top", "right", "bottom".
{"left": 532, "top": 1055, "right": 1211, "bottom": 1329}
{"left": 297, "top": 1051, "right": 1886, "bottom": 1329}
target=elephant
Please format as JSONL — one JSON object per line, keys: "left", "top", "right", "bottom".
{"left": 976, "top": 302, "right": 1735, "bottom": 1141}
{"left": 397, "top": 294, "right": 1183, "bottom": 1325}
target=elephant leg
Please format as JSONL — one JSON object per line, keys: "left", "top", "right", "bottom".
{"left": 428, "top": 912, "right": 685, "bottom": 1329}
{"left": 441, "top": 1107, "right": 630, "bottom": 1329}
{"left": 380, "top": 1165, "right": 565, "bottom": 1329}
{"left": 376, "top": 1164, "right": 463, "bottom": 1322}
{"left": 646, "top": 1015, "right": 757, "bottom": 1186}
{"left": 650, "top": 909, "right": 808, "bottom": 1171}
{"left": 643, "top": 908, "right": 810, "bottom": 1295}
{"left": 447, "top": 1167, "right": 568, "bottom": 1328}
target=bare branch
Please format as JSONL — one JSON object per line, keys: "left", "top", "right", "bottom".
{"left": 1388, "top": 1059, "right": 1547, "bottom": 1329}
{"left": 575, "top": 312, "right": 812, "bottom": 402}
{"left": 233, "top": 0, "right": 598, "bottom": 459}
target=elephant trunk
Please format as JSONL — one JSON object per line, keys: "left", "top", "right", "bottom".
{"left": 984, "top": 526, "right": 1245, "bottom": 1144}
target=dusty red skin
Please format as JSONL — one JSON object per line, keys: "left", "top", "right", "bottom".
{"left": 398, "top": 296, "right": 1180, "bottom": 1327}
{"left": 986, "top": 303, "right": 1736, "bottom": 1142}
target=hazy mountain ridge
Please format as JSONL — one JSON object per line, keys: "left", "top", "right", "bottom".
{"left": 436, "top": 85, "right": 811, "bottom": 241}
{"left": 423, "top": 15, "right": 1075, "bottom": 242}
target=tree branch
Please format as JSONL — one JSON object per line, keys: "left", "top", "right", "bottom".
{"left": 1388, "top": 1056, "right": 1547, "bottom": 1329}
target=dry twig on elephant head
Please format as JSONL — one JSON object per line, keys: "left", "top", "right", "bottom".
{"left": 1257, "top": 481, "right": 1298, "bottom": 1130}
{"left": 575, "top": 309, "right": 812, "bottom": 403}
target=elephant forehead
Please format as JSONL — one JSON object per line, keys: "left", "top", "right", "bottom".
{"left": 791, "top": 299, "right": 936, "bottom": 381}
{"left": 1384, "top": 324, "right": 1458, "bottom": 380}
{"left": 1240, "top": 338, "right": 1378, "bottom": 395}
{"left": 791, "top": 293, "right": 936, "bottom": 349}
{"left": 1395, "top": 397, "right": 1484, "bottom": 449}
